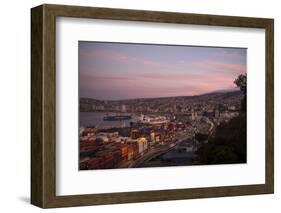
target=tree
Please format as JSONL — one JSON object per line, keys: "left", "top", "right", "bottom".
{"left": 195, "top": 133, "right": 208, "bottom": 143}
{"left": 234, "top": 74, "right": 247, "bottom": 112}
{"left": 234, "top": 74, "right": 246, "bottom": 94}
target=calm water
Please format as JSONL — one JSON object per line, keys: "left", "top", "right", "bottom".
{"left": 80, "top": 112, "right": 139, "bottom": 129}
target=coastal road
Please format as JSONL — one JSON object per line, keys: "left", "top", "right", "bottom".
{"left": 128, "top": 133, "right": 192, "bottom": 168}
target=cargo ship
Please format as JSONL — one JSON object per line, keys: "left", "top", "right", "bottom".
{"left": 103, "top": 114, "right": 132, "bottom": 121}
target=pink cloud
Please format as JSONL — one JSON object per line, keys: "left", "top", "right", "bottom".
{"left": 192, "top": 60, "right": 246, "bottom": 75}
{"left": 80, "top": 49, "right": 167, "bottom": 67}
{"left": 80, "top": 70, "right": 237, "bottom": 100}
{"left": 92, "top": 75, "right": 136, "bottom": 81}
{"left": 139, "top": 70, "right": 234, "bottom": 83}
{"left": 79, "top": 47, "right": 245, "bottom": 99}
{"left": 80, "top": 49, "right": 130, "bottom": 63}
{"left": 206, "top": 61, "right": 246, "bottom": 74}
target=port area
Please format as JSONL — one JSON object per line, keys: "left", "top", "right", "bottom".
{"left": 79, "top": 101, "right": 241, "bottom": 170}
{"left": 79, "top": 119, "right": 203, "bottom": 170}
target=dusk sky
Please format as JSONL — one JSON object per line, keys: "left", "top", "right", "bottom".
{"left": 79, "top": 41, "right": 246, "bottom": 100}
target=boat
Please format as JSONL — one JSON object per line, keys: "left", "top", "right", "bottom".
{"left": 103, "top": 114, "right": 132, "bottom": 121}
{"left": 139, "top": 114, "right": 170, "bottom": 125}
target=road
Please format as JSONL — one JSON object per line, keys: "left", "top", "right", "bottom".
{"left": 128, "top": 133, "right": 192, "bottom": 168}
{"left": 205, "top": 117, "right": 215, "bottom": 134}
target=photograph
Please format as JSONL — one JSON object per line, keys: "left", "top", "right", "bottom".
{"left": 79, "top": 41, "right": 247, "bottom": 170}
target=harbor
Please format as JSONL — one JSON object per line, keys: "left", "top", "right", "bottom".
{"left": 79, "top": 107, "right": 225, "bottom": 170}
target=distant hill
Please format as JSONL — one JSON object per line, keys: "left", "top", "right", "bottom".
{"left": 80, "top": 90, "right": 243, "bottom": 112}
{"left": 81, "top": 90, "right": 242, "bottom": 103}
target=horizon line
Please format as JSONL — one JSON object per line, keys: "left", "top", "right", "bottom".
{"left": 80, "top": 88, "right": 241, "bottom": 102}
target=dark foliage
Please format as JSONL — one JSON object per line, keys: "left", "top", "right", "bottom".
{"left": 196, "top": 113, "right": 246, "bottom": 164}
{"left": 235, "top": 74, "right": 246, "bottom": 113}
{"left": 234, "top": 74, "right": 246, "bottom": 95}
{"left": 241, "top": 96, "right": 246, "bottom": 113}
{"left": 195, "top": 133, "right": 208, "bottom": 142}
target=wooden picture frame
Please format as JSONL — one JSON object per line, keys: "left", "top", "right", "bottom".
{"left": 31, "top": 4, "right": 274, "bottom": 208}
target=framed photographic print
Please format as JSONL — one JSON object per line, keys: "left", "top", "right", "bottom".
{"left": 31, "top": 4, "right": 274, "bottom": 208}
